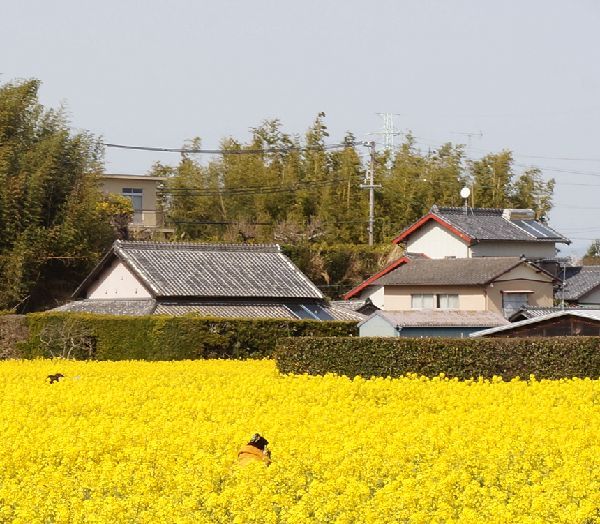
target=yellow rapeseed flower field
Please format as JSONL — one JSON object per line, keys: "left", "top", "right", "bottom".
{"left": 0, "top": 359, "right": 598, "bottom": 523}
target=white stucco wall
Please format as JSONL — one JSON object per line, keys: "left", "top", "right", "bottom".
{"left": 578, "top": 287, "right": 600, "bottom": 305}
{"left": 87, "top": 260, "right": 152, "bottom": 299}
{"left": 470, "top": 241, "right": 557, "bottom": 259}
{"left": 405, "top": 222, "right": 469, "bottom": 259}
{"left": 357, "top": 285, "right": 385, "bottom": 309}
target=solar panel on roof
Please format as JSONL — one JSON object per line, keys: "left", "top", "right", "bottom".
{"left": 286, "top": 303, "right": 334, "bottom": 321}
{"left": 303, "top": 304, "right": 334, "bottom": 321}
{"left": 286, "top": 304, "right": 316, "bottom": 320}
{"left": 512, "top": 220, "right": 559, "bottom": 239}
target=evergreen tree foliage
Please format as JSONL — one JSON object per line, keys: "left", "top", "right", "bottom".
{"left": 160, "top": 120, "right": 554, "bottom": 246}
{"left": 0, "top": 79, "right": 115, "bottom": 311}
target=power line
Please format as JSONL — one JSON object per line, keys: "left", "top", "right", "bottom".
{"left": 410, "top": 135, "right": 600, "bottom": 162}
{"left": 162, "top": 177, "right": 360, "bottom": 196}
{"left": 103, "top": 141, "right": 350, "bottom": 155}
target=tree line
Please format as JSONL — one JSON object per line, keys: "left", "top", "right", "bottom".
{"left": 155, "top": 114, "right": 555, "bottom": 245}
{"left": 0, "top": 79, "right": 130, "bottom": 312}
{"left": 0, "top": 78, "right": 556, "bottom": 311}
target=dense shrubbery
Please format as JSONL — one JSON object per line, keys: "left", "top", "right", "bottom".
{"left": 275, "top": 336, "right": 600, "bottom": 380}
{"left": 17, "top": 313, "right": 356, "bottom": 360}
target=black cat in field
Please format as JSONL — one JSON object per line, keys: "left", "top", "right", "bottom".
{"left": 47, "top": 373, "right": 64, "bottom": 384}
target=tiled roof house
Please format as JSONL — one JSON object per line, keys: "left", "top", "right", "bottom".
{"left": 561, "top": 266, "right": 600, "bottom": 305}
{"left": 55, "top": 241, "right": 364, "bottom": 321}
{"left": 345, "top": 257, "right": 555, "bottom": 319}
{"left": 392, "top": 206, "right": 570, "bottom": 260}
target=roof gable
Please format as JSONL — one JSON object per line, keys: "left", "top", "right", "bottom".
{"left": 343, "top": 253, "right": 428, "bottom": 300}
{"left": 374, "top": 257, "right": 553, "bottom": 287}
{"left": 75, "top": 241, "right": 323, "bottom": 300}
{"left": 563, "top": 266, "right": 600, "bottom": 301}
{"left": 393, "top": 206, "right": 570, "bottom": 245}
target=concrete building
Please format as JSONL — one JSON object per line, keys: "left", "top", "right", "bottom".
{"left": 99, "top": 174, "right": 173, "bottom": 236}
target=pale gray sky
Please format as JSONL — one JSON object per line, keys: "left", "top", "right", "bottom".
{"left": 2, "top": 0, "right": 599, "bottom": 256}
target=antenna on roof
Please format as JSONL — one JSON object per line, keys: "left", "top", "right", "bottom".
{"left": 460, "top": 187, "right": 471, "bottom": 216}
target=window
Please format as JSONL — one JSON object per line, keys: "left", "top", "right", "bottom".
{"left": 411, "top": 294, "right": 434, "bottom": 309}
{"left": 122, "top": 188, "right": 143, "bottom": 223}
{"left": 502, "top": 292, "right": 530, "bottom": 313}
{"left": 437, "top": 294, "right": 459, "bottom": 309}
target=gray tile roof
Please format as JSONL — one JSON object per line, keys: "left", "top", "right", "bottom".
{"left": 508, "top": 305, "right": 600, "bottom": 321}
{"left": 471, "top": 309, "right": 600, "bottom": 337}
{"left": 153, "top": 302, "right": 365, "bottom": 321}
{"left": 52, "top": 299, "right": 157, "bottom": 315}
{"left": 562, "top": 266, "right": 600, "bottom": 300}
{"left": 76, "top": 241, "right": 323, "bottom": 300}
{"left": 398, "top": 206, "right": 569, "bottom": 244}
{"left": 53, "top": 299, "right": 361, "bottom": 321}
{"left": 330, "top": 300, "right": 377, "bottom": 318}
{"left": 154, "top": 302, "right": 297, "bottom": 319}
{"left": 360, "top": 309, "right": 508, "bottom": 328}
{"left": 375, "top": 257, "right": 534, "bottom": 286}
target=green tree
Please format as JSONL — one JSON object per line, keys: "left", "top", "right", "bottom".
{"left": 0, "top": 79, "right": 115, "bottom": 311}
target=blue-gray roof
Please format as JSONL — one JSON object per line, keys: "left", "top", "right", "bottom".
{"left": 398, "top": 206, "right": 570, "bottom": 244}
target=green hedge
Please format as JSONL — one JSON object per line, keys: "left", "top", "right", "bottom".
{"left": 20, "top": 313, "right": 357, "bottom": 360}
{"left": 275, "top": 336, "right": 600, "bottom": 380}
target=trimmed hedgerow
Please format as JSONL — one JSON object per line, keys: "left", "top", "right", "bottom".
{"left": 20, "top": 313, "right": 357, "bottom": 360}
{"left": 275, "top": 336, "right": 600, "bottom": 380}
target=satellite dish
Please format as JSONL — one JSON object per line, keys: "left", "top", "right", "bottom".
{"left": 460, "top": 187, "right": 471, "bottom": 199}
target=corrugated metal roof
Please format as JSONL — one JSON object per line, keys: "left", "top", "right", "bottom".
{"left": 101, "top": 241, "right": 324, "bottom": 299}
{"left": 470, "top": 309, "right": 600, "bottom": 337}
{"left": 375, "top": 257, "right": 530, "bottom": 286}
{"left": 360, "top": 309, "right": 508, "bottom": 328}
{"left": 562, "top": 266, "right": 600, "bottom": 300}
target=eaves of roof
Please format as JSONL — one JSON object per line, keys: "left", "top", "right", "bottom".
{"left": 343, "top": 256, "right": 411, "bottom": 300}
{"left": 391, "top": 213, "right": 474, "bottom": 245}
{"left": 470, "top": 309, "right": 600, "bottom": 337}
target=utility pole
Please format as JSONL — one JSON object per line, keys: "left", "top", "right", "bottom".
{"left": 360, "top": 141, "right": 381, "bottom": 245}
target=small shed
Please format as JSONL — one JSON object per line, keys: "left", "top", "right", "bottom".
{"left": 358, "top": 310, "right": 508, "bottom": 338}
{"left": 471, "top": 309, "right": 600, "bottom": 337}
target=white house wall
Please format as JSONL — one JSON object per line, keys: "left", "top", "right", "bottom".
{"left": 87, "top": 260, "right": 152, "bottom": 299}
{"left": 470, "top": 241, "right": 557, "bottom": 259}
{"left": 578, "top": 287, "right": 600, "bottom": 305}
{"left": 405, "top": 222, "right": 469, "bottom": 259}
{"left": 357, "top": 285, "right": 385, "bottom": 309}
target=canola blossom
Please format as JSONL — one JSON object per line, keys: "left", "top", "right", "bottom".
{"left": 0, "top": 359, "right": 599, "bottom": 523}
